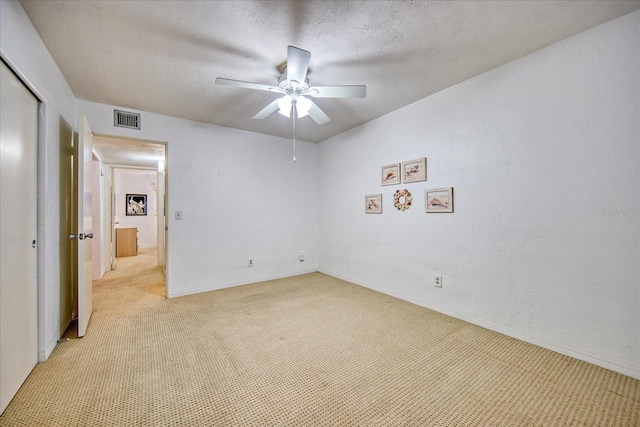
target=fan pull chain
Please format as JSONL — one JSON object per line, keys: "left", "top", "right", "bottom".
{"left": 292, "top": 100, "right": 297, "bottom": 163}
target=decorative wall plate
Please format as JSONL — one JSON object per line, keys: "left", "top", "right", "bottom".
{"left": 393, "top": 189, "right": 412, "bottom": 211}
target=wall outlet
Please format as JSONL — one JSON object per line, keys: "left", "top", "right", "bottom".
{"left": 248, "top": 258, "right": 254, "bottom": 267}
{"left": 298, "top": 251, "right": 305, "bottom": 262}
{"left": 435, "top": 274, "right": 443, "bottom": 288}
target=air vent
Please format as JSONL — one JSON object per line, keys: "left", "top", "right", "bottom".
{"left": 114, "top": 109, "right": 140, "bottom": 130}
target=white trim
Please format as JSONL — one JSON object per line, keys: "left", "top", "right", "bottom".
{"left": 320, "top": 269, "right": 640, "bottom": 380}
{"left": 39, "top": 337, "right": 58, "bottom": 363}
{"left": 166, "top": 269, "right": 320, "bottom": 299}
{"left": 0, "top": 53, "right": 46, "bottom": 103}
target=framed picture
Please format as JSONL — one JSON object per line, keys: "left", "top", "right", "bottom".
{"left": 381, "top": 163, "right": 400, "bottom": 186}
{"left": 402, "top": 157, "right": 427, "bottom": 183}
{"left": 126, "top": 194, "right": 147, "bottom": 216}
{"left": 365, "top": 194, "right": 383, "bottom": 214}
{"left": 425, "top": 187, "right": 454, "bottom": 213}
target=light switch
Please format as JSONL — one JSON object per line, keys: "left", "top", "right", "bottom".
{"left": 175, "top": 211, "right": 182, "bottom": 220}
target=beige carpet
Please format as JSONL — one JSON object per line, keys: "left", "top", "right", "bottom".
{"left": 1, "top": 248, "right": 638, "bottom": 426}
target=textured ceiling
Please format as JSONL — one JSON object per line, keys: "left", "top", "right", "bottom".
{"left": 92, "top": 135, "right": 165, "bottom": 169}
{"left": 20, "top": 0, "right": 640, "bottom": 164}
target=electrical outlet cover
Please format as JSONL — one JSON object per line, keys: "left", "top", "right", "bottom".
{"left": 435, "top": 274, "right": 443, "bottom": 288}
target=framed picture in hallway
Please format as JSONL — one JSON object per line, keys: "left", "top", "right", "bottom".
{"left": 126, "top": 194, "right": 147, "bottom": 216}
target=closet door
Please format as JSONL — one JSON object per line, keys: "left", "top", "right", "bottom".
{"left": 0, "top": 60, "right": 38, "bottom": 414}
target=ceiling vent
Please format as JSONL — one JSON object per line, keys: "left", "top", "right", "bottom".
{"left": 114, "top": 109, "right": 140, "bottom": 130}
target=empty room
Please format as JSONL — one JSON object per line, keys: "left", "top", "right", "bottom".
{"left": 0, "top": 1, "right": 638, "bottom": 425}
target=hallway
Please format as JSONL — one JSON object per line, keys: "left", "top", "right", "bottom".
{"left": 63, "top": 248, "right": 165, "bottom": 339}
{"left": 95, "top": 248, "right": 165, "bottom": 305}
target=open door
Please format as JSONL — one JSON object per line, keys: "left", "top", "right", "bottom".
{"left": 77, "top": 115, "right": 93, "bottom": 337}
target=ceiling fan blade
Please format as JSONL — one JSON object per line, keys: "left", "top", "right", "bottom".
{"left": 286, "top": 46, "right": 311, "bottom": 84}
{"left": 307, "top": 101, "right": 330, "bottom": 125}
{"left": 307, "top": 85, "right": 367, "bottom": 98}
{"left": 215, "top": 77, "right": 281, "bottom": 93}
{"left": 252, "top": 99, "right": 280, "bottom": 120}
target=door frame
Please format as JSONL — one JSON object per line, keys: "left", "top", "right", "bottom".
{"left": 90, "top": 134, "right": 168, "bottom": 294}
{"left": 77, "top": 115, "right": 93, "bottom": 338}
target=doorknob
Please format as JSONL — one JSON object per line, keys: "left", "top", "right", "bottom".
{"left": 85, "top": 233, "right": 94, "bottom": 239}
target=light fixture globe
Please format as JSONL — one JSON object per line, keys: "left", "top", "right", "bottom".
{"left": 277, "top": 95, "right": 293, "bottom": 118}
{"left": 296, "top": 96, "right": 312, "bottom": 118}
{"left": 277, "top": 94, "right": 312, "bottom": 119}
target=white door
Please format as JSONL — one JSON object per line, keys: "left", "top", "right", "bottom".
{"left": 77, "top": 115, "right": 93, "bottom": 337}
{"left": 0, "top": 61, "right": 38, "bottom": 414}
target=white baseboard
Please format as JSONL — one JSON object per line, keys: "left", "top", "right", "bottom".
{"left": 166, "top": 269, "right": 320, "bottom": 298}
{"left": 421, "top": 300, "right": 640, "bottom": 380}
{"left": 320, "top": 269, "right": 640, "bottom": 380}
{"left": 39, "top": 336, "right": 59, "bottom": 362}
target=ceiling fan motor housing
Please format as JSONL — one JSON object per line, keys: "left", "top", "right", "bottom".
{"left": 278, "top": 74, "right": 316, "bottom": 99}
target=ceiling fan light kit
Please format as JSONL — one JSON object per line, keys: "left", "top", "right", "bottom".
{"left": 277, "top": 95, "right": 312, "bottom": 119}
{"left": 215, "top": 46, "right": 366, "bottom": 125}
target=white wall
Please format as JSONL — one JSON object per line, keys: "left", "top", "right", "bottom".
{"left": 90, "top": 160, "right": 105, "bottom": 279}
{"left": 1, "top": 1, "right": 78, "bottom": 360}
{"left": 103, "top": 165, "right": 113, "bottom": 272}
{"left": 90, "top": 159, "right": 113, "bottom": 279}
{"left": 318, "top": 11, "right": 639, "bottom": 378}
{"left": 113, "top": 168, "right": 158, "bottom": 249}
{"left": 157, "top": 168, "right": 166, "bottom": 266}
{"left": 78, "top": 101, "right": 320, "bottom": 298}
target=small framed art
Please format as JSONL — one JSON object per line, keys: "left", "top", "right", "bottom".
{"left": 402, "top": 158, "right": 427, "bottom": 183}
{"left": 381, "top": 163, "right": 400, "bottom": 186}
{"left": 425, "top": 187, "right": 454, "bottom": 213}
{"left": 365, "top": 194, "right": 383, "bottom": 214}
{"left": 126, "top": 194, "right": 147, "bottom": 216}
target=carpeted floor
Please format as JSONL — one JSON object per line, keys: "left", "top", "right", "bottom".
{"left": 0, "top": 248, "right": 638, "bottom": 426}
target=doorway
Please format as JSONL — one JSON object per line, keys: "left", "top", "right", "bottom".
{"left": 90, "top": 135, "right": 167, "bottom": 294}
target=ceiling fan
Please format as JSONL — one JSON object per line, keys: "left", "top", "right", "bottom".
{"left": 215, "top": 46, "right": 366, "bottom": 125}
